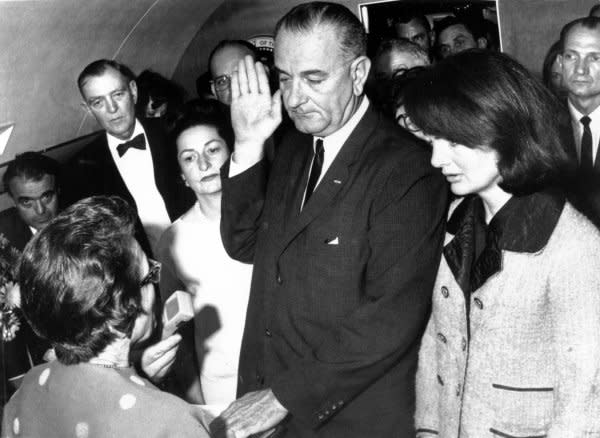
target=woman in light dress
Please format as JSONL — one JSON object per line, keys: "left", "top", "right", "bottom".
{"left": 157, "top": 102, "right": 252, "bottom": 406}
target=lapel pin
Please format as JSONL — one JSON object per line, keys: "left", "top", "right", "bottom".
{"left": 333, "top": 179, "right": 342, "bottom": 184}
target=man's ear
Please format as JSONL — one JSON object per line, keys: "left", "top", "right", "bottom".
{"left": 129, "top": 80, "right": 138, "bottom": 104}
{"left": 350, "top": 55, "right": 372, "bottom": 96}
{"left": 477, "top": 37, "right": 488, "bottom": 49}
{"left": 557, "top": 54, "right": 564, "bottom": 70}
{"left": 210, "top": 81, "right": 218, "bottom": 99}
{"left": 80, "top": 100, "right": 91, "bottom": 115}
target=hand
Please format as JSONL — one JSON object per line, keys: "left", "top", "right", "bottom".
{"left": 211, "top": 388, "right": 288, "bottom": 438}
{"left": 230, "top": 55, "right": 282, "bottom": 165}
{"left": 140, "top": 333, "right": 181, "bottom": 383}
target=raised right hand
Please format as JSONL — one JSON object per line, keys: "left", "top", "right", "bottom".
{"left": 230, "top": 55, "right": 282, "bottom": 165}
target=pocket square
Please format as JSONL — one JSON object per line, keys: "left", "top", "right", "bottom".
{"left": 325, "top": 237, "right": 339, "bottom": 245}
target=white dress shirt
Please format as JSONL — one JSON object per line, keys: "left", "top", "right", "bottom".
{"left": 569, "top": 101, "right": 600, "bottom": 164}
{"left": 229, "top": 97, "right": 371, "bottom": 204}
{"left": 106, "top": 119, "right": 171, "bottom": 254}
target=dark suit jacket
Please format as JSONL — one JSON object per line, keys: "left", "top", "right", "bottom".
{"left": 0, "top": 208, "right": 49, "bottom": 407}
{"left": 221, "top": 105, "right": 448, "bottom": 437}
{"left": 65, "top": 119, "right": 192, "bottom": 254}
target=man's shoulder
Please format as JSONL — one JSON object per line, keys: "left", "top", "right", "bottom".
{"left": 69, "top": 131, "right": 109, "bottom": 165}
{"left": 0, "top": 207, "right": 30, "bottom": 250}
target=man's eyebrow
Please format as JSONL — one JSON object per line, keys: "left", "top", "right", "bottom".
{"left": 273, "top": 66, "right": 327, "bottom": 76}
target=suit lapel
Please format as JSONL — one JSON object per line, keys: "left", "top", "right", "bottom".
{"left": 276, "top": 106, "right": 379, "bottom": 255}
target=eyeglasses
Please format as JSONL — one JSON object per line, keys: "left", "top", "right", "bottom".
{"left": 211, "top": 74, "right": 231, "bottom": 92}
{"left": 140, "top": 258, "right": 161, "bottom": 287}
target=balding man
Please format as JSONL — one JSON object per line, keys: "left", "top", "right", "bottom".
{"left": 216, "top": 2, "right": 447, "bottom": 437}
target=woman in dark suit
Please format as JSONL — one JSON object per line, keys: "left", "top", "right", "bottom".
{"left": 400, "top": 50, "right": 600, "bottom": 437}
{"left": 2, "top": 196, "right": 209, "bottom": 438}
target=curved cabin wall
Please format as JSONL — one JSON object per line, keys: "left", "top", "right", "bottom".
{"left": 173, "top": 0, "right": 594, "bottom": 94}
{"left": 0, "top": 0, "right": 595, "bottom": 211}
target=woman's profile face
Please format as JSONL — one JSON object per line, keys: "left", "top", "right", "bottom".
{"left": 176, "top": 125, "right": 231, "bottom": 197}
{"left": 426, "top": 135, "right": 501, "bottom": 198}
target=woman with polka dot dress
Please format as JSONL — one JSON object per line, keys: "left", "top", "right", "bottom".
{"left": 1, "top": 196, "right": 210, "bottom": 437}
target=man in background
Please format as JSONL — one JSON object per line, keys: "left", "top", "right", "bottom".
{"left": 435, "top": 15, "right": 488, "bottom": 59}
{"left": 209, "top": 40, "right": 259, "bottom": 106}
{"left": 0, "top": 151, "right": 58, "bottom": 409}
{"left": 67, "top": 59, "right": 188, "bottom": 256}
{"left": 391, "top": 12, "right": 433, "bottom": 57}
{"left": 559, "top": 16, "right": 600, "bottom": 227}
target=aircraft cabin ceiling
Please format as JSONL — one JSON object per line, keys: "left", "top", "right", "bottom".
{"left": 0, "top": 0, "right": 593, "bottom": 197}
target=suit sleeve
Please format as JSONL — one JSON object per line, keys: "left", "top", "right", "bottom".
{"left": 220, "top": 158, "right": 269, "bottom": 264}
{"left": 270, "top": 157, "right": 448, "bottom": 428}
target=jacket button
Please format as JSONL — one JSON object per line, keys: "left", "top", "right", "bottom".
{"left": 265, "top": 328, "right": 272, "bottom": 337}
{"left": 461, "top": 337, "right": 467, "bottom": 351}
{"left": 325, "top": 410, "right": 330, "bottom": 415}
{"left": 255, "top": 373, "right": 264, "bottom": 385}
{"left": 276, "top": 274, "right": 283, "bottom": 284}
{"left": 318, "top": 414, "right": 324, "bottom": 421}
{"left": 436, "top": 332, "right": 447, "bottom": 343}
{"left": 441, "top": 286, "right": 449, "bottom": 298}
{"left": 474, "top": 297, "right": 483, "bottom": 309}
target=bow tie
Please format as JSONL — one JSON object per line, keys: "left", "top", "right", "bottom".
{"left": 117, "top": 133, "right": 146, "bottom": 157}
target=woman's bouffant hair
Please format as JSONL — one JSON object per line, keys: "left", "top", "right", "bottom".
{"left": 19, "top": 196, "right": 144, "bottom": 365}
{"left": 402, "top": 49, "right": 575, "bottom": 195}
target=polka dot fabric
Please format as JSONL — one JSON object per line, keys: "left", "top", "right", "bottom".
{"left": 1, "top": 361, "right": 208, "bottom": 437}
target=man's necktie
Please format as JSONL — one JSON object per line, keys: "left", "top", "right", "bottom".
{"left": 580, "top": 116, "right": 594, "bottom": 173}
{"left": 117, "top": 133, "right": 146, "bottom": 157}
{"left": 304, "top": 138, "right": 324, "bottom": 205}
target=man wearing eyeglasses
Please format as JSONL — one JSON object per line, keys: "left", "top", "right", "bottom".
{"left": 209, "top": 40, "right": 259, "bottom": 106}
{"left": 217, "top": 2, "right": 448, "bottom": 438}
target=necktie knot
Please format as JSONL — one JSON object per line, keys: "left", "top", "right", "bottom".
{"left": 581, "top": 115, "right": 592, "bottom": 127}
{"left": 117, "top": 133, "right": 146, "bottom": 157}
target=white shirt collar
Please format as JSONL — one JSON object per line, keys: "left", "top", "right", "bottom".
{"left": 315, "top": 97, "right": 370, "bottom": 151}
{"left": 106, "top": 119, "right": 145, "bottom": 151}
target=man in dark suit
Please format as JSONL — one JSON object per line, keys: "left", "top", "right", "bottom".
{"left": 67, "top": 59, "right": 189, "bottom": 256}
{"left": 0, "top": 152, "right": 58, "bottom": 408}
{"left": 67, "top": 59, "right": 189, "bottom": 384}
{"left": 216, "top": 3, "right": 448, "bottom": 437}
{"left": 559, "top": 17, "right": 600, "bottom": 227}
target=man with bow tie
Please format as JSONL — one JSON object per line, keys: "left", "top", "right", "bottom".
{"left": 66, "top": 59, "right": 191, "bottom": 387}
{"left": 67, "top": 59, "right": 189, "bottom": 256}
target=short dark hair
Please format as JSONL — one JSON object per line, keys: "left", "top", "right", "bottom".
{"left": 402, "top": 50, "right": 574, "bottom": 195}
{"left": 19, "top": 196, "right": 144, "bottom": 365}
{"left": 78, "top": 59, "right": 136, "bottom": 95}
{"left": 559, "top": 16, "right": 600, "bottom": 49}
{"left": 171, "top": 99, "right": 234, "bottom": 153}
{"left": 3, "top": 152, "right": 59, "bottom": 196}
{"left": 208, "top": 40, "right": 258, "bottom": 76}
{"left": 434, "top": 15, "right": 481, "bottom": 41}
{"left": 274, "top": 1, "right": 367, "bottom": 60}
{"left": 391, "top": 13, "right": 431, "bottom": 33}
